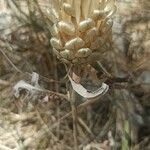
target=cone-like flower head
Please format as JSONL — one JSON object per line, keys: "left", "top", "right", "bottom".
{"left": 49, "top": 0, "right": 116, "bottom": 65}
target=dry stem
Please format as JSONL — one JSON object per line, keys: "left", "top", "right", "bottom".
{"left": 69, "top": 88, "right": 79, "bottom": 150}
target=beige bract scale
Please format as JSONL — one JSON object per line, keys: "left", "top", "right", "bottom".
{"left": 49, "top": 0, "right": 116, "bottom": 64}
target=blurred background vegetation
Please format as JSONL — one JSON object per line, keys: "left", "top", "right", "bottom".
{"left": 0, "top": 0, "right": 150, "bottom": 149}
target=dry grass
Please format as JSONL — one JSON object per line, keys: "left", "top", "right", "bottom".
{"left": 0, "top": 0, "right": 150, "bottom": 150}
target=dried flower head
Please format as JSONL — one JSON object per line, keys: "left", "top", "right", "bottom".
{"left": 49, "top": 0, "right": 116, "bottom": 65}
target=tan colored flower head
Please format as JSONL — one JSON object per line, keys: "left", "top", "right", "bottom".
{"left": 49, "top": 0, "right": 116, "bottom": 65}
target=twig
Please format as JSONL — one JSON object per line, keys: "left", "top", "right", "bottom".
{"left": 56, "top": 95, "right": 104, "bottom": 130}
{"left": 0, "top": 49, "right": 22, "bottom": 73}
{"left": 78, "top": 117, "right": 94, "bottom": 137}
{"left": 0, "top": 79, "right": 10, "bottom": 86}
{"left": 0, "top": 47, "right": 63, "bottom": 84}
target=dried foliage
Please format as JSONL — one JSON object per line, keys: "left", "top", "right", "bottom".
{"left": 0, "top": 0, "right": 150, "bottom": 150}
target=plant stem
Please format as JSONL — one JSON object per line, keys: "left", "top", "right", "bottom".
{"left": 70, "top": 88, "right": 79, "bottom": 150}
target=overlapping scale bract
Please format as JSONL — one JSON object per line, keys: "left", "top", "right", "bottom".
{"left": 49, "top": 0, "right": 116, "bottom": 64}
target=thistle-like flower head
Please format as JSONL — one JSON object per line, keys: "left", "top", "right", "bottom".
{"left": 49, "top": 0, "right": 116, "bottom": 65}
